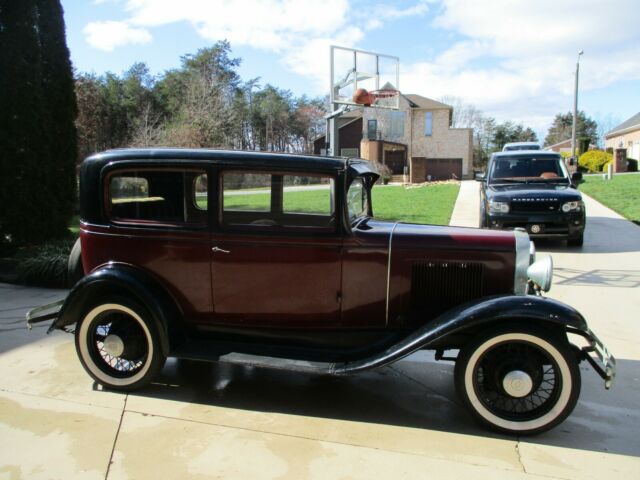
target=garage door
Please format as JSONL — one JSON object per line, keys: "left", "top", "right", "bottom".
{"left": 420, "top": 158, "right": 462, "bottom": 181}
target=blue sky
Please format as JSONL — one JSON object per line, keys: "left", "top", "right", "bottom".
{"left": 61, "top": 0, "right": 640, "bottom": 140}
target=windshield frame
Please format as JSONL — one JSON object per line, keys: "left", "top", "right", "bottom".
{"left": 346, "top": 176, "right": 371, "bottom": 224}
{"left": 488, "top": 154, "right": 570, "bottom": 185}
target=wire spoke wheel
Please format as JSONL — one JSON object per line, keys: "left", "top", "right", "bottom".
{"left": 455, "top": 327, "right": 580, "bottom": 435}
{"left": 75, "top": 298, "right": 165, "bottom": 391}
{"left": 474, "top": 342, "right": 560, "bottom": 421}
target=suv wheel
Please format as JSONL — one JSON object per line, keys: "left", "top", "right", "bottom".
{"left": 454, "top": 326, "right": 580, "bottom": 435}
{"left": 75, "top": 296, "right": 165, "bottom": 391}
{"left": 568, "top": 234, "right": 584, "bottom": 247}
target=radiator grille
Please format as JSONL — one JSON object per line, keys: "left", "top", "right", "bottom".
{"left": 411, "top": 261, "right": 484, "bottom": 313}
{"left": 510, "top": 202, "right": 560, "bottom": 214}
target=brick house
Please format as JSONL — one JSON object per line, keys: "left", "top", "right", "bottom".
{"left": 605, "top": 112, "right": 640, "bottom": 160}
{"left": 314, "top": 94, "right": 473, "bottom": 182}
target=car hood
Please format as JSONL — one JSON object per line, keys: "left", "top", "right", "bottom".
{"left": 486, "top": 183, "right": 582, "bottom": 202}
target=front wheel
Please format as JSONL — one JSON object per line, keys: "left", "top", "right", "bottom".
{"left": 454, "top": 326, "right": 580, "bottom": 435}
{"left": 568, "top": 233, "right": 584, "bottom": 247}
{"left": 75, "top": 296, "right": 165, "bottom": 391}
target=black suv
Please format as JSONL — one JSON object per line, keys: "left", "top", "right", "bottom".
{"left": 478, "top": 151, "right": 585, "bottom": 246}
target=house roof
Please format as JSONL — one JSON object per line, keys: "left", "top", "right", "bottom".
{"left": 606, "top": 112, "right": 640, "bottom": 138}
{"left": 545, "top": 138, "right": 573, "bottom": 149}
{"left": 402, "top": 94, "right": 452, "bottom": 110}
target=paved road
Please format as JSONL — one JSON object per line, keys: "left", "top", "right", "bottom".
{"left": 0, "top": 182, "right": 638, "bottom": 479}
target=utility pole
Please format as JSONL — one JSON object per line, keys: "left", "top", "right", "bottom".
{"left": 571, "top": 50, "right": 584, "bottom": 164}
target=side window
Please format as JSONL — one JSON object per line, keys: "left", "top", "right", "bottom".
{"left": 109, "top": 169, "right": 207, "bottom": 226}
{"left": 367, "top": 119, "right": 377, "bottom": 140}
{"left": 221, "top": 171, "right": 335, "bottom": 232}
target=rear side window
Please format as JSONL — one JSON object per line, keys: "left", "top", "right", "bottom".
{"left": 109, "top": 170, "right": 207, "bottom": 226}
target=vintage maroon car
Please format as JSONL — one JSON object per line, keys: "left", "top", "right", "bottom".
{"left": 27, "top": 149, "right": 615, "bottom": 435}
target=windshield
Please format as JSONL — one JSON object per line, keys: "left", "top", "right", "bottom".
{"left": 489, "top": 156, "right": 569, "bottom": 183}
{"left": 504, "top": 145, "right": 540, "bottom": 151}
{"left": 347, "top": 178, "right": 368, "bottom": 221}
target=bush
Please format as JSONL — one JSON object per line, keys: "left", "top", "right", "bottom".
{"left": 15, "top": 237, "right": 75, "bottom": 288}
{"left": 578, "top": 150, "right": 613, "bottom": 172}
{"left": 627, "top": 158, "right": 638, "bottom": 172}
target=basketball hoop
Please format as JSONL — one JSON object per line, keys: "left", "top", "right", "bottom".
{"left": 352, "top": 88, "right": 399, "bottom": 108}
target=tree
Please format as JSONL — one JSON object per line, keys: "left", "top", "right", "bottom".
{"left": 544, "top": 111, "right": 598, "bottom": 148}
{"left": 36, "top": 0, "right": 78, "bottom": 237}
{"left": 0, "top": 1, "right": 49, "bottom": 246}
{"left": 492, "top": 121, "right": 538, "bottom": 151}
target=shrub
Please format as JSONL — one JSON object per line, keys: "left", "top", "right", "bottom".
{"left": 578, "top": 150, "right": 613, "bottom": 172}
{"left": 627, "top": 158, "right": 638, "bottom": 172}
{"left": 15, "top": 237, "right": 75, "bottom": 288}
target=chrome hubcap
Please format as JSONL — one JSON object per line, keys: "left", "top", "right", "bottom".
{"left": 502, "top": 370, "right": 534, "bottom": 398}
{"left": 103, "top": 334, "right": 125, "bottom": 357}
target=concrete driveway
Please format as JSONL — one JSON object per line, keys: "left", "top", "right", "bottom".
{"left": 1, "top": 182, "right": 639, "bottom": 479}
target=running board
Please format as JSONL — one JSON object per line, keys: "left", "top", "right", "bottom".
{"left": 180, "top": 350, "right": 337, "bottom": 374}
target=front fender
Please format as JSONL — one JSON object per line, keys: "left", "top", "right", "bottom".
{"left": 49, "top": 262, "right": 184, "bottom": 355}
{"left": 333, "top": 295, "right": 588, "bottom": 374}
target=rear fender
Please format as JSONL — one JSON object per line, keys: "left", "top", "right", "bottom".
{"left": 50, "top": 262, "right": 184, "bottom": 355}
{"left": 333, "top": 295, "right": 588, "bottom": 374}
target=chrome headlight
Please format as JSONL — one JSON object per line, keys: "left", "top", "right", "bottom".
{"left": 489, "top": 200, "right": 510, "bottom": 214}
{"left": 527, "top": 256, "right": 553, "bottom": 292}
{"left": 561, "top": 201, "right": 583, "bottom": 212}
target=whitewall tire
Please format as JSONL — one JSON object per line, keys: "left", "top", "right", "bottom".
{"left": 75, "top": 297, "right": 165, "bottom": 391}
{"left": 454, "top": 326, "right": 580, "bottom": 435}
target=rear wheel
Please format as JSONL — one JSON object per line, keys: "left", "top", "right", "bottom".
{"left": 454, "top": 326, "right": 580, "bottom": 435}
{"left": 75, "top": 296, "right": 165, "bottom": 391}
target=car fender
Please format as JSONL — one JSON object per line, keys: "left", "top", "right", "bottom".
{"left": 49, "top": 262, "right": 184, "bottom": 355}
{"left": 333, "top": 294, "right": 588, "bottom": 374}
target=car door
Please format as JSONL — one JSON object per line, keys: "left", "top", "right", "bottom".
{"left": 209, "top": 169, "right": 343, "bottom": 328}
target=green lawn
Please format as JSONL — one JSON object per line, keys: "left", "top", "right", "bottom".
{"left": 223, "top": 183, "right": 460, "bottom": 225}
{"left": 580, "top": 174, "right": 640, "bottom": 223}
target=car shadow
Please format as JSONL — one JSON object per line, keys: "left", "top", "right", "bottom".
{"left": 553, "top": 267, "right": 640, "bottom": 288}
{"left": 125, "top": 352, "right": 640, "bottom": 458}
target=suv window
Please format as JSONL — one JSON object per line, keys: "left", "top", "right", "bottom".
{"left": 109, "top": 170, "right": 207, "bottom": 225}
{"left": 221, "top": 171, "right": 335, "bottom": 231}
{"left": 489, "top": 156, "right": 568, "bottom": 182}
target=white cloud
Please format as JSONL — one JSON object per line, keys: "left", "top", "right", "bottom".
{"left": 401, "top": 0, "right": 640, "bottom": 130}
{"left": 84, "top": 21, "right": 152, "bottom": 51}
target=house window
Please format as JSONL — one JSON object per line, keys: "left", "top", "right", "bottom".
{"left": 425, "top": 112, "right": 433, "bottom": 136}
{"left": 367, "top": 119, "right": 377, "bottom": 139}
{"left": 390, "top": 111, "right": 405, "bottom": 137}
{"left": 340, "top": 148, "right": 359, "bottom": 158}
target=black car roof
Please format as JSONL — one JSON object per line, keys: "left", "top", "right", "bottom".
{"left": 84, "top": 148, "right": 368, "bottom": 173}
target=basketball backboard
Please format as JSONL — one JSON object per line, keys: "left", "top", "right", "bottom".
{"left": 330, "top": 46, "right": 400, "bottom": 109}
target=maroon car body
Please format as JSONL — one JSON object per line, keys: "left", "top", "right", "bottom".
{"left": 27, "top": 149, "right": 615, "bottom": 435}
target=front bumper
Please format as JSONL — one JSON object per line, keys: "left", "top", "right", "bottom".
{"left": 569, "top": 327, "right": 616, "bottom": 389}
{"left": 486, "top": 212, "right": 585, "bottom": 238}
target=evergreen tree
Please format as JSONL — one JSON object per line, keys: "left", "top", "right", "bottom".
{"left": 544, "top": 111, "right": 598, "bottom": 147}
{"left": 36, "top": 0, "right": 78, "bottom": 238}
{"left": 0, "top": 0, "right": 49, "bottom": 247}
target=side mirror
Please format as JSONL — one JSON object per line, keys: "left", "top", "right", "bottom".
{"left": 571, "top": 172, "right": 582, "bottom": 184}
{"left": 474, "top": 171, "right": 486, "bottom": 182}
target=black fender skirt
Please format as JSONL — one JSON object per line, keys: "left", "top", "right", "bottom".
{"left": 332, "top": 294, "right": 588, "bottom": 375}
{"left": 48, "top": 263, "right": 183, "bottom": 355}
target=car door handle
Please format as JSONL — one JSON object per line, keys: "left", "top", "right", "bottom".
{"left": 211, "top": 247, "right": 230, "bottom": 253}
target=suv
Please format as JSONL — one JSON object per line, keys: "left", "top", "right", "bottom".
{"left": 27, "top": 149, "right": 613, "bottom": 435}
{"left": 502, "top": 142, "right": 541, "bottom": 151}
{"left": 479, "top": 151, "right": 585, "bottom": 246}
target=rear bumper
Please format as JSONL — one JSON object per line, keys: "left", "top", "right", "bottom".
{"left": 26, "top": 300, "right": 63, "bottom": 330}
{"left": 569, "top": 327, "right": 616, "bottom": 389}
